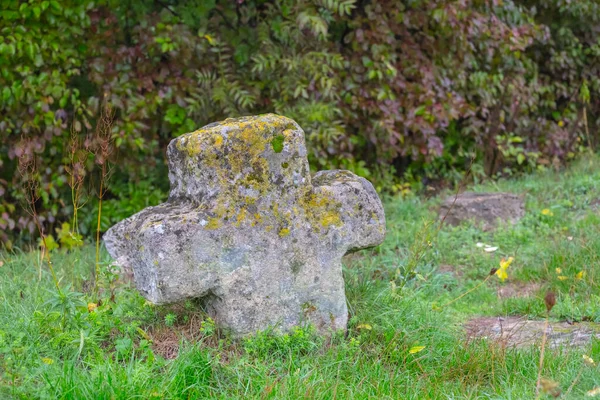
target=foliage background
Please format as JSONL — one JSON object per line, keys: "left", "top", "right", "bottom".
{"left": 1, "top": 0, "right": 598, "bottom": 246}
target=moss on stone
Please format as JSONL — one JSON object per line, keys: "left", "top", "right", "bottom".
{"left": 271, "top": 134, "right": 285, "bottom": 153}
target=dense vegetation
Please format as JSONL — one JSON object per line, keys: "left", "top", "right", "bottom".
{"left": 1, "top": 0, "right": 599, "bottom": 245}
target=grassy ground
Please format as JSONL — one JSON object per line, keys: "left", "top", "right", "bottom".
{"left": 1, "top": 156, "right": 600, "bottom": 399}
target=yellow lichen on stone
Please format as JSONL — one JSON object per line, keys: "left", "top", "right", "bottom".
{"left": 298, "top": 188, "right": 344, "bottom": 233}
{"left": 235, "top": 208, "right": 247, "bottom": 226}
{"left": 205, "top": 217, "right": 221, "bottom": 230}
{"left": 176, "top": 136, "right": 204, "bottom": 158}
{"left": 213, "top": 134, "right": 223, "bottom": 147}
{"left": 321, "top": 211, "right": 342, "bottom": 228}
{"left": 279, "top": 227, "right": 291, "bottom": 237}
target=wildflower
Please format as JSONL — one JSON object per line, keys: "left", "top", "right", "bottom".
{"left": 541, "top": 208, "right": 554, "bottom": 216}
{"left": 495, "top": 257, "right": 514, "bottom": 282}
{"left": 557, "top": 276, "right": 568, "bottom": 281}
{"left": 356, "top": 324, "right": 372, "bottom": 331}
{"left": 87, "top": 302, "right": 98, "bottom": 312}
{"left": 555, "top": 268, "right": 562, "bottom": 274}
{"left": 41, "top": 357, "right": 54, "bottom": 365}
{"left": 576, "top": 271, "right": 586, "bottom": 280}
{"left": 583, "top": 355, "right": 596, "bottom": 367}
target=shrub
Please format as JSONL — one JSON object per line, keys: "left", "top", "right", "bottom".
{"left": 1, "top": 0, "right": 597, "bottom": 245}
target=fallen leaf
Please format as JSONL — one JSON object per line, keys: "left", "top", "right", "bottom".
{"left": 540, "top": 377, "right": 561, "bottom": 397}
{"left": 136, "top": 327, "right": 152, "bottom": 341}
{"left": 583, "top": 355, "right": 596, "bottom": 367}
{"left": 409, "top": 345, "right": 426, "bottom": 354}
{"left": 544, "top": 291, "right": 556, "bottom": 312}
{"left": 587, "top": 387, "right": 600, "bottom": 397}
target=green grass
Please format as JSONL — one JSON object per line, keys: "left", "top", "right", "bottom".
{"left": 2, "top": 156, "right": 600, "bottom": 399}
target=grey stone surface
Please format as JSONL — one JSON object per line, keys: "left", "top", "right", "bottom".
{"left": 439, "top": 192, "right": 525, "bottom": 230}
{"left": 104, "top": 114, "right": 386, "bottom": 337}
{"left": 466, "top": 316, "right": 600, "bottom": 348}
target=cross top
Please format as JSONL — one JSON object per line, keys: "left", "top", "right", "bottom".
{"left": 168, "top": 114, "right": 310, "bottom": 202}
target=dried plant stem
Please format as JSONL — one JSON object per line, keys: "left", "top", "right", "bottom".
{"left": 583, "top": 107, "right": 594, "bottom": 152}
{"left": 94, "top": 165, "right": 105, "bottom": 294}
{"left": 26, "top": 184, "right": 60, "bottom": 291}
{"left": 18, "top": 138, "right": 61, "bottom": 292}
{"left": 535, "top": 313, "right": 550, "bottom": 399}
{"left": 68, "top": 126, "right": 86, "bottom": 234}
{"left": 92, "top": 104, "right": 114, "bottom": 295}
{"left": 439, "top": 275, "right": 492, "bottom": 309}
{"left": 564, "top": 366, "right": 584, "bottom": 398}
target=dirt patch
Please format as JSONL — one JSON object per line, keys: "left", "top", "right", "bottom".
{"left": 465, "top": 316, "right": 600, "bottom": 348}
{"left": 147, "top": 314, "right": 206, "bottom": 359}
{"left": 495, "top": 281, "right": 542, "bottom": 299}
{"left": 438, "top": 264, "right": 464, "bottom": 278}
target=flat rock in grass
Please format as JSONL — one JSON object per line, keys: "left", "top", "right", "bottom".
{"left": 103, "top": 114, "right": 386, "bottom": 337}
{"left": 439, "top": 192, "right": 525, "bottom": 231}
{"left": 466, "top": 316, "right": 600, "bottom": 348}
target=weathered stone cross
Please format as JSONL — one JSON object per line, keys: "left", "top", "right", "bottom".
{"left": 104, "top": 114, "right": 385, "bottom": 336}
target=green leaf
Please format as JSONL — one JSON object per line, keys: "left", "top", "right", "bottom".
{"left": 50, "top": 1, "right": 61, "bottom": 12}
{"left": 414, "top": 105, "right": 426, "bottom": 116}
{"left": 2, "top": 87, "right": 10, "bottom": 102}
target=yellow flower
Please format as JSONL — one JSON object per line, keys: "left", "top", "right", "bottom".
{"left": 495, "top": 257, "right": 514, "bottom": 282}
{"left": 41, "top": 357, "right": 54, "bottom": 365}
{"left": 558, "top": 275, "right": 568, "bottom": 281}
{"left": 356, "top": 324, "right": 372, "bottom": 330}
{"left": 576, "top": 271, "right": 586, "bottom": 280}
{"left": 541, "top": 208, "right": 554, "bottom": 216}
{"left": 555, "top": 268, "right": 562, "bottom": 274}
{"left": 87, "top": 302, "right": 98, "bottom": 312}
{"left": 558, "top": 120, "right": 564, "bottom": 127}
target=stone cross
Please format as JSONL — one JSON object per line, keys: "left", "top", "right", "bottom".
{"left": 104, "top": 114, "right": 386, "bottom": 337}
